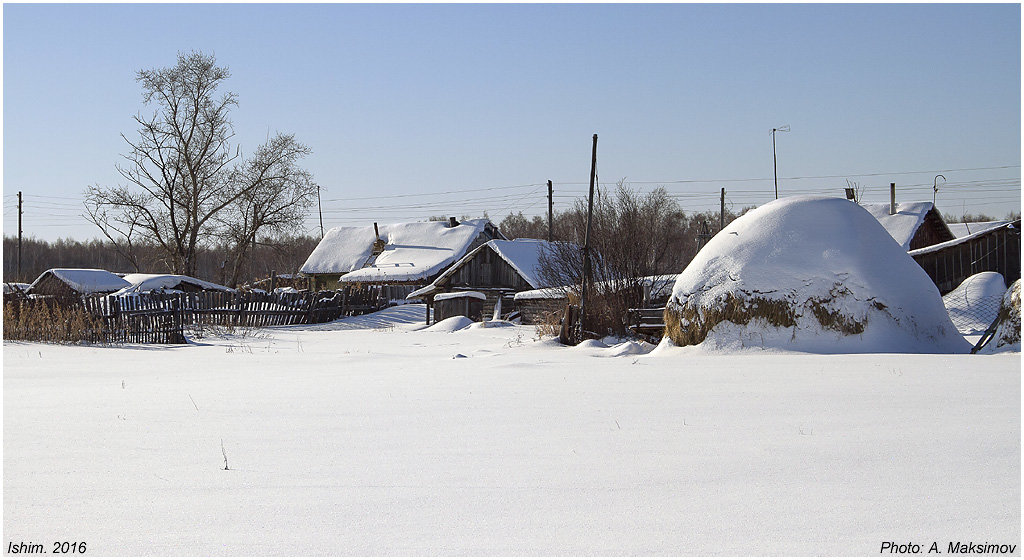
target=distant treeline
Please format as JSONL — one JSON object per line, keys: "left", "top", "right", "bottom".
{"left": 4, "top": 235, "right": 320, "bottom": 286}
{"left": 6, "top": 208, "right": 1018, "bottom": 287}
{"left": 941, "top": 211, "right": 1020, "bottom": 225}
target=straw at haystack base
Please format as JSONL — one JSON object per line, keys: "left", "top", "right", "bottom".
{"left": 664, "top": 282, "right": 890, "bottom": 347}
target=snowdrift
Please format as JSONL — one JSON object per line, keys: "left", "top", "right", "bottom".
{"left": 665, "top": 196, "right": 969, "bottom": 353}
{"left": 426, "top": 316, "right": 474, "bottom": 332}
{"left": 977, "top": 279, "right": 1021, "bottom": 354}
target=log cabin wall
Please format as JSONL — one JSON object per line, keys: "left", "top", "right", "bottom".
{"left": 515, "top": 297, "right": 567, "bottom": 325}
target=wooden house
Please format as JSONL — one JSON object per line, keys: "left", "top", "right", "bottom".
{"left": 299, "top": 217, "right": 504, "bottom": 311}
{"left": 26, "top": 268, "right": 131, "bottom": 299}
{"left": 861, "top": 201, "right": 955, "bottom": 251}
{"left": 408, "top": 238, "right": 566, "bottom": 323}
{"left": 909, "top": 220, "right": 1020, "bottom": 294}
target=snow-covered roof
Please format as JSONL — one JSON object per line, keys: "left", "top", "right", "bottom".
{"left": 3, "top": 282, "right": 31, "bottom": 294}
{"left": 408, "top": 238, "right": 565, "bottom": 300}
{"left": 487, "top": 239, "right": 552, "bottom": 288}
{"left": 28, "top": 268, "right": 131, "bottom": 295}
{"left": 513, "top": 287, "right": 565, "bottom": 301}
{"left": 112, "top": 274, "right": 234, "bottom": 296}
{"left": 300, "top": 225, "right": 383, "bottom": 275}
{"left": 336, "top": 219, "right": 495, "bottom": 283}
{"left": 946, "top": 220, "right": 1011, "bottom": 239}
{"left": 860, "top": 201, "right": 936, "bottom": 250}
{"left": 433, "top": 291, "right": 486, "bottom": 302}
{"left": 908, "top": 221, "right": 1017, "bottom": 257}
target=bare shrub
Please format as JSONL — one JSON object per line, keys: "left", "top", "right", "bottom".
{"left": 4, "top": 300, "right": 106, "bottom": 343}
{"left": 537, "top": 182, "right": 687, "bottom": 337}
{"left": 533, "top": 308, "right": 566, "bottom": 339}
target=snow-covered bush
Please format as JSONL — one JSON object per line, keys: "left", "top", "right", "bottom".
{"left": 664, "top": 196, "right": 969, "bottom": 353}
{"left": 976, "top": 279, "right": 1021, "bottom": 353}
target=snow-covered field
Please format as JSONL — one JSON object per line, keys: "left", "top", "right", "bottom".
{"left": 4, "top": 305, "right": 1020, "bottom": 555}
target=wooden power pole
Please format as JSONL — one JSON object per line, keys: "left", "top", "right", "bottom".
{"left": 576, "top": 134, "right": 598, "bottom": 342}
{"left": 317, "top": 184, "right": 325, "bottom": 239}
{"left": 17, "top": 191, "right": 23, "bottom": 281}
{"left": 547, "top": 180, "right": 553, "bottom": 242}
{"left": 720, "top": 187, "right": 726, "bottom": 232}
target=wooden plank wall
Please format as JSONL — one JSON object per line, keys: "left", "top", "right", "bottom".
{"left": 912, "top": 224, "right": 1021, "bottom": 294}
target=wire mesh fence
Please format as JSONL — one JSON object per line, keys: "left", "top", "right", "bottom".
{"left": 943, "top": 289, "right": 1004, "bottom": 336}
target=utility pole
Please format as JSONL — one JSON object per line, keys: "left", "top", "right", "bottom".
{"left": 576, "top": 134, "right": 598, "bottom": 343}
{"left": 720, "top": 187, "right": 726, "bottom": 232}
{"left": 771, "top": 125, "right": 790, "bottom": 199}
{"left": 547, "top": 180, "right": 553, "bottom": 242}
{"left": 17, "top": 191, "right": 23, "bottom": 281}
{"left": 316, "top": 184, "right": 324, "bottom": 239}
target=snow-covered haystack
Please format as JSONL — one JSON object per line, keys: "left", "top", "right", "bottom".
{"left": 664, "top": 197, "right": 970, "bottom": 353}
{"left": 977, "top": 280, "right": 1021, "bottom": 354}
{"left": 942, "top": 272, "right": 1006, "bottom": 336}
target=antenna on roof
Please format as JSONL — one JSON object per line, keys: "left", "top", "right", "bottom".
{"left": 771, "top": 125, "right": 790, "bottom": 200}
{"left": 933, "top": 174, "right": 946, "bottom": 206}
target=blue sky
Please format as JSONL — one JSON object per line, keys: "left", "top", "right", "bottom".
{"left": 3, "top": 3, "right": 1020, "bottom": 241}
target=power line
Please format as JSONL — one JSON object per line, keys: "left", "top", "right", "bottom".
{"left": 321, "top": 182, "right": 543, "bottom": 203}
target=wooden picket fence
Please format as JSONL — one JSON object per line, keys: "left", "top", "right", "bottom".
{"left": 78, "top": 291, "right": 349, "bottom": 344}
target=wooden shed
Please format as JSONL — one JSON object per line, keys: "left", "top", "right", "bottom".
{"left": 861, "top": 201, "right": 956, "bottom": 251}
{"left": 408, "top": 239, "right": 571, "bottom": 323}
{"left": 26, "top": 268, "right": 131, "bottom": 300}
{"left": 512, "top": 288, "right": 568, "bottom": 325}
{"left": 909, "top": 220, "right": 1020, "bottom": 294}
{"left": 432, "top": 291, "right": 486, "bottom": 323}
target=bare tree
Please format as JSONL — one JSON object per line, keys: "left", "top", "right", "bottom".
{"left": 537, "top": 181, "right": 688, "bottom": 336}
{"left": 498, "top": 211, "right": 548, "bottom": 239}
{"left": 215, "top": 134, "right": 317, "bottom": 287}
{"left": 84, "top": 51, "right": 315, "bottom": 278}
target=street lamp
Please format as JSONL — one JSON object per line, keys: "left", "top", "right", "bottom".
{"left": 933, "top": 174, "right": 946, "bottom": 205}
{"left": 771, "top": 125, "right": 790, "bottom": 199}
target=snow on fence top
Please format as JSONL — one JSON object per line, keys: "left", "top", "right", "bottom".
{"left": 666, "top": 196, "right": 970, "bottom": 353}
{"left": 433, "top": 291, "right": 486, "bottom": 302}
{"left": 113, "top": 274, "right": 234, "bottom": 296}
{"left": 301, "top": 219, "right": 493, "bottom": 283}
{"left": 861, "top": 201, "right": 934, "bottom": 250}
{"left": 29, "top": 268, "right": 131, "bottom": 295}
